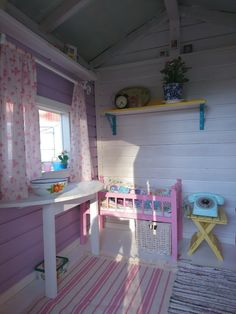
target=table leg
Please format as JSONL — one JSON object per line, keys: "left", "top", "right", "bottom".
{"left": 196, "top": 221, "right": 223, "bottom": 261}
{"left": 188, "top": 222, "right": 215, "bottom": 255}
{"left": 80, "top": 203, "right": 89, "bottom": 244}
{"left": 188, "top": 221, "right": 223, "bottom": 261}
{"left": 42, "top": 205, "right": 57, "bottom": 298}
{"left": 90, "top": 195, "right": 100, "bottom": 255}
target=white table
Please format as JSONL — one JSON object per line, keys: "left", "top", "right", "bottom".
{"left": 0, "top": 180, "right": 104, "bottom": 298}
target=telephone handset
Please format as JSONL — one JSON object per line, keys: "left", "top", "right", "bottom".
{"left": 188, "top": 192, "right": 224, "bottom": 217}
{"left": 188, "top": 192, "right": 224, "bottom": 206}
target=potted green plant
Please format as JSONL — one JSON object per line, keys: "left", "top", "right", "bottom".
{"left": 160, "top": 56, "right": 190, "bottom": 103}
{"left": 58, "top": 150, "right": 69, "bottom": 169}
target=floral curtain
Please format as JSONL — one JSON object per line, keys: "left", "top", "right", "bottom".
{"left": 0, "top": 42, "right": 41, "bottom": 200}
{"left": 69, "top": 83, "right": 93, "bottom": 182}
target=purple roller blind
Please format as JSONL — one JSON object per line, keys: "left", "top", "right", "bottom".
{"left": 37, "top": 64, "right": 74, "bottom": 105}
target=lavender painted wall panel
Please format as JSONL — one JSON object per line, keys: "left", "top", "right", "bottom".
{"left": 0, "top": 225, "right": 42, "bottom": 265}
{"left": 88, "top": 125, "right": 96, "bottom": 137}
{"left": 0, "top": 206, "right": 41, "bottom": 224}
{"left": 0, "top": 209, "right": 41, "bottom": 244}
{"left": 0, "top": 54, "right": 98, "bottom": 294}
{"left": 0, "top": 206, "right": 82, "bottom": 284}
{"left": 55, "top": 207, "right": 81, "bottom": 252}
{"left": 56, "top": 220, "right": 81, "bottom": 252}
{"left": 0, "top": 243, "right": 44, "bottom": 292}
{"left": 87, "top": 115, "right": 96, "bottom": 127}
{"left": 0, "top": 206, "right": 82, "bottom": 294}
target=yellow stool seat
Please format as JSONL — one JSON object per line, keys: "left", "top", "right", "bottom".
{"left": 187, "top": 207, "right": 227, "bottom": 261}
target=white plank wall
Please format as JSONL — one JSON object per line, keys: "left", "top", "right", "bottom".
{"left": 95, "top": 40, "right": 236, "bottom": 245}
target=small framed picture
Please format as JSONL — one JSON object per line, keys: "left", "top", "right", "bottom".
{"left": 183, "top": 44, "right": 193, "bottom": 54}
{"left": 64, "top": 44, "right": 77, "bottom": 61}
{"left": 171, "top": 39, "right": 178, "bottom": 49}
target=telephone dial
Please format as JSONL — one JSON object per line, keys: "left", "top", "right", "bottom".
{"left": 188, "top": 192, "right": 224, "bottom": 217}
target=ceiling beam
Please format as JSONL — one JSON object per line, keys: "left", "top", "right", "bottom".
{"left": 5, "top": 2, "right": 91, "bottom": 69}
{"left": 6, "top": 2, "right": 62, "bottom": 47}
{"left": 90, "top": 12, "right": 168, "bottom": 68}
{"left": 181, "top": 5, "right": 236, "bottom": 30}
{"left": 164, "top": 0, "right": 180, "bottom": 57}
{"left": 40, "top": 0, "right": 91, "bottom": 33}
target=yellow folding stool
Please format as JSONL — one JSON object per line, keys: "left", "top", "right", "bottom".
{"left": 187, "top": 208, "right": 227, "bottom": 261}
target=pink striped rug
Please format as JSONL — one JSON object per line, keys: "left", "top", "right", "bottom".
{"left": 27, "top": 255, "right": 174, "bottom": 314}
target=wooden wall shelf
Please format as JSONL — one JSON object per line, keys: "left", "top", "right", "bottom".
{"left": 104, "top": 99, "right": 206, "bottom": 135}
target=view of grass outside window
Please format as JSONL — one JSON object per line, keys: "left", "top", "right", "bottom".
{"left": 39, "top": 108, "right": 69, "bottom": 172}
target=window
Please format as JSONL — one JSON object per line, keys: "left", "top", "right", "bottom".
{"left": 37, "top": 97, "right": 70, "bottom": 172}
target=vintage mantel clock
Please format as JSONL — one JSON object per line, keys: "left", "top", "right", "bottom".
{"left": 115, "top": 94, "right": 128, "bottom": 109}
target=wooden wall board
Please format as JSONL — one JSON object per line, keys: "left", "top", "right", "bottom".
{"left": 95, "top": 42, "right": 236, "bottom": 245}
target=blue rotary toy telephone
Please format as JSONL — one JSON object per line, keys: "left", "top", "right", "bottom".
{"left": 188, "top": 192, "right": 224, "bottom": 217}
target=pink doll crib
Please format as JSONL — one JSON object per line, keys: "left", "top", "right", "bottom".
{"left": 98, "top": 179, "right": 183, "bottom": 260}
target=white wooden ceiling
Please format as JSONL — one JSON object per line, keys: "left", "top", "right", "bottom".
{"left": 2, "top": 0, "right": 236, "bottom": 69}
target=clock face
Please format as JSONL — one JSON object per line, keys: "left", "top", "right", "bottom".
{"left": 115, "top": 95, "right": 128, "bottom": 109}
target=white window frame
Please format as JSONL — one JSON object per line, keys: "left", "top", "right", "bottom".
{"left": 37, "top": 96, "right": 71, "bottom": 177}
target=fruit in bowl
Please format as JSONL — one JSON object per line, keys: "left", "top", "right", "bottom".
{"left": 30, "top": 178, "right": 68, "bottom": 196}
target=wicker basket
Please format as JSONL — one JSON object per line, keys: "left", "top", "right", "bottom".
{"left": 135, "top": 220, "right": 171, "bottom": 255}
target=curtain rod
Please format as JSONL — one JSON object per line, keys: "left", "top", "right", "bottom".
{"left": 0, "top": 32, "right": 77, "bottom": 85}
{"left": 35, "top": 58, "right": 77, "bottom": 85}
{"left": 0, "top": 33, "right": 92, "bottom": 93}
{"left": 35, "top": 58, "right": 92, "bottom": 94}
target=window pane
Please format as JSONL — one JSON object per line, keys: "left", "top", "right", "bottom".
{"left": 39, "top": 109, "right": 63, "bottom": 162}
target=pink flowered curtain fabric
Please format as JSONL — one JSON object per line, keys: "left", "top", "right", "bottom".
{"left": 69, "top": 83, "right": 93, "bottom": 182}
{"left": 0, "top": 42, "right": 41, "bottom": 200}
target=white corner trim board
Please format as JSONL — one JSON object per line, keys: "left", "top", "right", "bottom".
{"left": 0, "top": 9, "right": 97, "bottom": 81}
